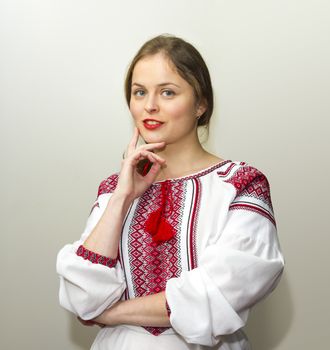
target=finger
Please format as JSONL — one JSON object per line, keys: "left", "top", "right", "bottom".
{"left": 131, "top": 150, "right": 165, "bottom": 167}
{"left": 128, "top": 148, "right": 166, "bottom": 166}
{"left": 138, "top": 141, "right": 166, "bottom": 153}
{"left": 143, "top": 160, "right": 162, "bottom": 182}
{"left": 77, "top": 317, "right": 95, "bottom": 326}
{"left": 138, "top": 150, "right": 166, "bottom": 164}
{"left": 126, "top": 127, "right": 140, "bottom": 156}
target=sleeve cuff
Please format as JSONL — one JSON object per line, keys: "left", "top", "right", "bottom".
{"left": 76, "top": 245, "right": 118, "bottom": 268}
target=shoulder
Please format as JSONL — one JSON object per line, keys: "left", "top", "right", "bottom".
{"left": 224, "top": 161, "right": 275, "bottom": 225}
{"left": 97, "top": 173, "right": 119, "bottom": 197}
{"left": 217, "top": 160, "right": 271, "bottom": 193}
{"left": 217, "top": 160, "right": 274, "bottom": 213}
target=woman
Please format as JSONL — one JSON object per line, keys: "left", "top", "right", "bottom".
{"left": 56, "top": 34, "right": 284, "bottom": 350}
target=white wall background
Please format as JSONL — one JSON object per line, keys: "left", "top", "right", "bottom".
{"left": 1, "top": 0, "right": 329, "bottom": 349}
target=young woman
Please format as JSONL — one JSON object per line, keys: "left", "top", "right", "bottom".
{"left": 56, "top": 34, "right": 284, "bottom": 350}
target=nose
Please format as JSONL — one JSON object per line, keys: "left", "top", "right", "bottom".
{"left": 144, "top": 93, "right": 159, "bottom": 114}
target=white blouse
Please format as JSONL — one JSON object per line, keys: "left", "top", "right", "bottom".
{"left": 56, "top": 159, "right": 284, "bottom": 350}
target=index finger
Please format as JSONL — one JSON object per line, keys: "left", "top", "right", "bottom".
{"left": 126, "top": 127, "right": 139, "bottom": 155}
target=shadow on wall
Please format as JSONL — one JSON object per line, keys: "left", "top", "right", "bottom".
{"left": 70, "top": 315, "right": 99, "bottom": 349}
{"left": 245, "top": 273, "right": 293, "bottom": 350}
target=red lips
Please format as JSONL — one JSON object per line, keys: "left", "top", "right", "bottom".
{"left": 143, "top": 118, "right": 164, "bottom": 130}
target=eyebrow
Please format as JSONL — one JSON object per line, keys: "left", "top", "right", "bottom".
{"left": 131, "top": 82, "right": 180, "bottom": 88}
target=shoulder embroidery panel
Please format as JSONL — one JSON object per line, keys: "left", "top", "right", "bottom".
{"left": 221, "top": 163, "right": 276, "bottom": 227}
{"left": 88, "top": 174, "right": 119, "bottom": 216}
{"left": 98, "top": 173, "right": 119, "bottom": 196}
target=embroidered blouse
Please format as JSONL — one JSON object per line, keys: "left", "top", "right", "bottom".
{"left": 56, "top": 160, "right": 284, "bottom": 350}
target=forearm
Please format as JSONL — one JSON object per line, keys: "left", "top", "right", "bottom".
{"left": 95, "top": 292, "right": 171, "bottom": 328}
{"left": 83, "top": 192, "right": 133, "bottom": 259}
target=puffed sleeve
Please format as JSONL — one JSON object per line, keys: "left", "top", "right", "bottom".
{"left": 56, "top": 174, "right": 127, "bottom": 320}
{"left": 165, "top": 166, "right": 284, "bottom": 346}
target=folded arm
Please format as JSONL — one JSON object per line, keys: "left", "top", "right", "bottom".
{"left": 92, "top": 291, "right": 171, "bottom": 328}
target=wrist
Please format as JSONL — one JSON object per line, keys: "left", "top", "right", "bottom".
{"left": 109, "top": 192, "right": 134, "bottom": 214}
{"left": 105, "top": 301, "right": 125, "bottom": 326}
{"left": 113, "top": 300, "right": 125, "bottom": 325}
{"left": 112, "top": 191, "right": 134, "bottom": 206}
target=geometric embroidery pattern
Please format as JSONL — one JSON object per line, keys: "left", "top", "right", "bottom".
{"left": 223, "top": 165, "right": 271, "bottom": 205}
{"left": 127, "top": 181, "right": 185, "bottom": 336}
{"left": 223, "top": 165, "right": 276, "bottom": 226}
{"left": 87, "top": 174, "right": 119, "bottom": 216}
{"left": 76, "top": 245, "right": 118, "bottom": 268}
{"left": 97, "top": 173, "right": 119, "bottom": 196}
{"left": 188, "top": 178, "right": 201, "bottom": 270}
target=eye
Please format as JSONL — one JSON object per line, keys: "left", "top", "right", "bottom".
{"left": 133, "top": 89, "right": 145, "bottom": 97}
{"left": 162, "top": 89, "right": 175, "bottom": 97}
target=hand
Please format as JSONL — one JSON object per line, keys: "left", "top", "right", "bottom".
{"left": 77, "top": 316, "right": 105, "bottom": 328}
{"left": 114, "top": 126, "right": 166, "bottom": 200}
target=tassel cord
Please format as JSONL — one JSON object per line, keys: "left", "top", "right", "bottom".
{"left": 144, "top": 180, "right": 175, "bottom": 244}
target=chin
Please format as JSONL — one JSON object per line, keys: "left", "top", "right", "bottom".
{"left": 143, "top": 136, "right": 164, "bottom": 145}
{"left": 139, "top": 131, "right": 166, "bottom": 145}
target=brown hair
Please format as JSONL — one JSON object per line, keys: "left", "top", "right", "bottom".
{"left": 124, "top": 34, "right": 214, "bottom": 128}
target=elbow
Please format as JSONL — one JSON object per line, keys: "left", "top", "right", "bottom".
{"left": 58, "top": 276, "right": 126, "bottom": 320}
{"left": 240, "top": 257, "right": 285, "bottom": 312}
{"left": 58, "top": 277, "right": 97, "bottom": 319}
{"left": 56, "top": 245, "right": 126, "bottom": 319}
{"left": 268, "top": 256, "right": 285, "bottom": 294}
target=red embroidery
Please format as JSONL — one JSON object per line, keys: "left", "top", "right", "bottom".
{"left": 127, "top": 182, "right": 185, "bottom": 335}
{"left": 223, "top": 164, "right": 276, "bottom": 225}
{"left": 188, "top": 178, "right": 201, "bottom": 270}
{"left": 76, "top": 245, "right": 118, "bottom": 268}
{"left": 226, "top": 166, "right": 272, "bottom": 204}
{"left": 144, "top": 180, "right": 176, "bottom": 244}
{"left": 230, "top": 203, "right": 276, "bottom": 227}
{"left": 217, "top": 161, "right": 236, "bottom": 177}
{"left": 169, "top": 159, "right": 231, "bottom": 182}
{"left": 97, "top": 174, "right": 119, "bottom": 196}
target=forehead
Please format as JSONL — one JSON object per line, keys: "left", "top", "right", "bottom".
{"left": 132, "top": 53, "right": 187, "bottom": 86}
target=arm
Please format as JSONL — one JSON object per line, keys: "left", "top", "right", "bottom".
{"left": 83, "top": 127, "right": 166, "bottom": 259}
{"left": 91, "top": 168, "right": 284, "bottom": 338}
{"left": 92, "top": 291, "right": 171, "bottom": 328}
{"left": 82, "top": 192, "right": 133, "bottom": 259}
{"left": 164, "top": 167, "right": 284, "bottom": 346}
{"left": 56, "top": 189, "right": 128, "bottom": 320}
{"left": 84, "top": 166, "right": 283, "bottom": 344}
{"left": 56, "top": 127, "right": 167, "bottom": 320}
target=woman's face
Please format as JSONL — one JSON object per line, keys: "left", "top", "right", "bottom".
{"left": 129, "top": 52, "right": 205, "bottom": 146}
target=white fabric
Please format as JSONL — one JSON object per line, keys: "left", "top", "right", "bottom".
{"left": 56, "top": 160, "right": 284, "bottom": 350}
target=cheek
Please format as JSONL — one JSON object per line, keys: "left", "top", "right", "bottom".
{"left": 166, "top": 100, "right": 196, "bottom": 120}
{"left": 129, "top": 102, "right": 140, "bottom": 120}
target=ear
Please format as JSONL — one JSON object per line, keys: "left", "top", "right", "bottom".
{"left": 196, "top": 98, "right": 207, "bottom": 117}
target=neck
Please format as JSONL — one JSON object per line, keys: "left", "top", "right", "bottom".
{"left": 152, "top": 132, "right": 215, "bottom": 181}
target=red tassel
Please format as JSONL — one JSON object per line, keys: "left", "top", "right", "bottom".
{"left": 144, "top": 180, "right": 176, "bottom": 244}
{"left": 145, "top": 207, "right": 162, "bottom": 236}
{"left": 152, "top": 218, "right": 176, "bottom": 243}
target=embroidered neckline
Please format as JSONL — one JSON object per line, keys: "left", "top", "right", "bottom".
{"left": 151, "top": 159, "right": 232, "bottom": 185}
